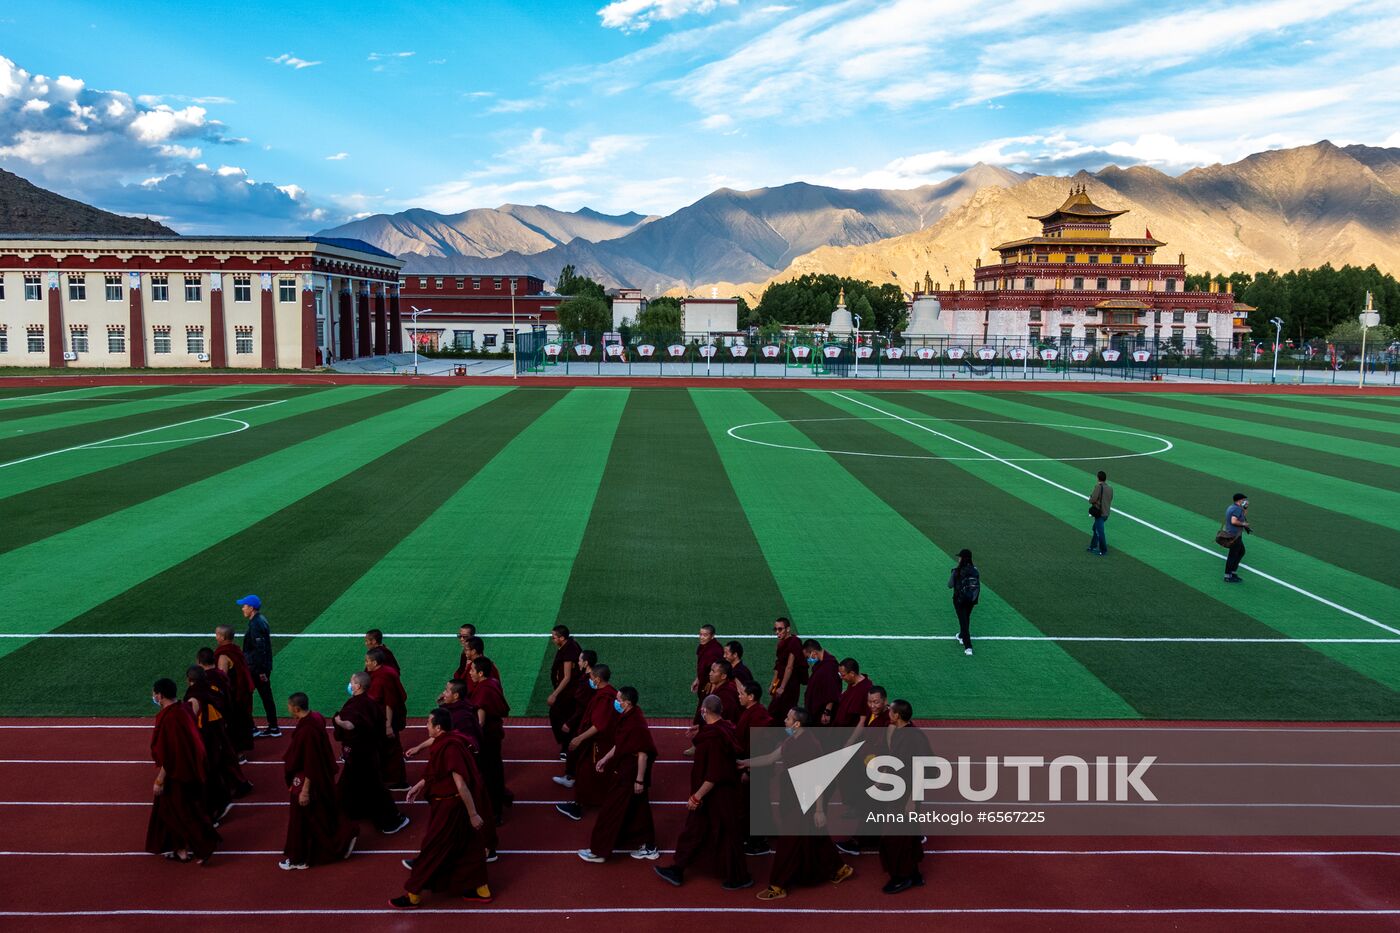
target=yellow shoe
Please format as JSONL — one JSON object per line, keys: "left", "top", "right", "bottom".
{"left": 832, "top": 864, "right": 855, "bottom": 885}
{"left": 757, "top": 885, "right": 787, "bottom": 901}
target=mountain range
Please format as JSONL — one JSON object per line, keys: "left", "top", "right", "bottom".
{"left": 318, "top": 163, "right": 1029, "bottom": 288}
{"left": 0, "top": 167, "right": 174, "bottom": 236}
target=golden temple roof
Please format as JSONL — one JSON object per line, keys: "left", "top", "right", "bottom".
{"left": 1095, "top": 298, "right": 1150, "bottom": 310}
{"left": 1030, "top": 183, "right": 1128, "bottom": 223}
{"left": 992, "top": 236, "right": 1166, "bottom": 252}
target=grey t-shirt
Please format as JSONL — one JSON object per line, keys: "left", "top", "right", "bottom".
{"left": 1223, "top": 504, "right": 1246, "bottom": 538}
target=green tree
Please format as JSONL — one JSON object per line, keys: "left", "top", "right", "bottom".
{"left": 556, "top": 295, "right": 611, "bottom": 339}
{"left": 556, "top": 264, "right": 607, "bottom": 301}
{"left": 634, "top": 296, "right": 682, "bottom": 338}
{"left": 752, "top": 273, "right": 908, "bottom": 333}
{"left": 1196, "top": 330, "right": 1217, "bottom": 359}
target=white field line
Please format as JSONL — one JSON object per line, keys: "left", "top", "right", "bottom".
{"left": 0, "top": 399, "right": 287, "bottom": 470}
{"left": 2, "top": 632, "right": 1397, "bottom": 644}
{"left": 831, "top": 392, "right": 1400, "bottom": 638}
{"left": 0, "top": 395, "right": 294, "bottom": 405}
{"left": 1, "top": 908, "right": 1397, "bottom": 918}
{"left": 1, "top": 848, "right": 1397, "bottom": 858}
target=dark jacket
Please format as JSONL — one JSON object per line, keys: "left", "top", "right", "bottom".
{"left": 243, "top": 613, "right": 273, "bottom": 674}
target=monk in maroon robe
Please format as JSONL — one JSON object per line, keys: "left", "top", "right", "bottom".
{"left": 802, "top": 639, "right": 842, "bottom": 725}
{"left": 555, "top": 663, "right": 617, "bottom": 820}
{"left": 580, "top": 686, "right": 658, "bottom": 861}
{"left": 752, "top": 708, "right": 853, "bottom": 900}
{"left": 461, "top": 637, "right": 502, "bottom": 690}
{"left": 706, "top": 660, "right": 741, "bottom": 722}
{"left": 837, "top": 682, "right": 891, "bottom": 856}
{"left": 562, "top": 649, "right": 597, "bottom": 744}
{"left": 878, "top": 700, "right": 928, "bottom": 894}
{"left": 366, "top": 648, "right": 409, "bottom": 788}
{"left": 213, "top": 626, "right": 255, "bottom": 754}
{"left": 452, "top": 624, "right": 476, "bottom": 682}
{"left": 691, "top": 624, "right": 724, "bottom": 722}
{"left": 145, "top": 678, "right": 220, "bottom": 863}
{"left": 365, "top": 629, "right": 401, "bottom": 675}
{"left": 334, "top": 672, "right": 409, "bottom": 834}
{"left": 833, "top": 658, "right": 873, "bottom": 728}
{"left": 724, "top": 640, "right": 757, "bottom": 690}
{"left": 768, "top": 617, "right": 806, "bottom": 720}
{"left": 736, "top": 681, "right": 775, "bottom": 856}
{"left": 467, "top": 657, "right": 512, "bottom": 819}
{"left": 546, "top": 625, "right": 583, "bottom": 754}
{"left": 184, "top": 666, "right": 250, "bottom": 823}
{"left": 402, "top": 680, "right": 496, "bottom": 854}
{"left": 391, "top": 709, "right": 492, "bottom": 909}
{"left": 281, "top": 692, "right": 358, "bottom": 869}
{"left": 654, "top": 695, "right": 750, "bottom": 890}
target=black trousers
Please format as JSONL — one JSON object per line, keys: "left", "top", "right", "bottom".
{"left": 954, "top": 600, "right": 974, "bottom": 649}
{"left": 253, "top": 674, "right": 279, "bottom": 729}
{"left": 1225, "top": 536, "right": 1246, "bottom": 574}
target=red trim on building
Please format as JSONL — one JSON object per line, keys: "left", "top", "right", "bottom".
{"left": 46, "top": 285, "right": 64, "bottom": 369}
{"left": 208, "top": 285, "right": 228, "bottom": 368}
{"left": 128, "top": 281, "right": 146, "bottom": 368}
{"left": 259, "top": 284, "right": 277, "bottom": 369}
{"left": 300, "top": 287, "right": 318, "bottom": 369}
{"left": 389, "top": 291, "right": 403, "bottom": 354}
{"left": 372, "top": 289, "right": 387, "bottom": 356}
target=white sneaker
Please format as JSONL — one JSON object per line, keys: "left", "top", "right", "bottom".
{"left": 385, "top": 814, "right": 410, "bottom": 835}
{"left": 278, "top": 859, "right": 308, "bottom": 871}
{"left": 964, "top": 648, "right": 973, "bottom": 656}
{"left": 552, "top": 775, "right": 576, "bottom": 788}
{"left": 630, "top": 845, "right": 660, "bottom": 860}
{"left": 577, "top": 849, "right": 605, "bottom": 863}
{"left": 343, "top": 836, "right": 357, "bottom": 860}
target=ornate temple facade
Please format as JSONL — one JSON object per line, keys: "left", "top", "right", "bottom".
{"left": 905, "top": 185, "right": 1252, "bottom": 349}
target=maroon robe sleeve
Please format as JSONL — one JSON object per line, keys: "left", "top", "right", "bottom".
{"left": 152, "top": 703, "right": 206, "bottom": 783}
{"left": 697, "top": 640, "right": 724, "bottom": 682}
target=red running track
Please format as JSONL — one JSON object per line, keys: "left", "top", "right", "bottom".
{"left": 1, "top": 373, "right": 1398, "bottom": 394}
{"left": 0, "top": 719, "right": 1398, "bottom": 931}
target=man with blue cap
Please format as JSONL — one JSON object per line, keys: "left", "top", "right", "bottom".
{"left": 238, "top": 595, "right": 279, "bottom": 738}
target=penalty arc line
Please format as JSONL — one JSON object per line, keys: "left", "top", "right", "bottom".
{"left": 830, "top": 391, "right": 1400, "bottom": 638}
{"left": 0, "top": 399, "right": 287, "bottom": 470}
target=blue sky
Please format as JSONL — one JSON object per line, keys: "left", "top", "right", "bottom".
{"left": 2, "top": 0, "right": 1398, "bottom": 233}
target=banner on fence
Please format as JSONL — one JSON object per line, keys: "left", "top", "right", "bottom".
{"left": 823, "top": 345, "right": 843, "bottom": 358}
{"left": 1102, "top": 349, "right": 1121, "bottom": 362}
{"left": 1039, "top": 348, "right": 1059, "bottom": 361}
{"left": 885, "top": 347, "right": 904, "bottom": 360}
{"left": 856, "top": 346, "right": 874, "bottom": 358}
{"left": 762, "top": 344, "right": 781, "bottom": 358}
{"left": 977, "top": 347, "right": 997, "bottom": 360}
{"left": 1132, "top": 349, "right": 1152, "bottom": 362}
{"left": 730, "top": 344, "right": 748, "bottom": 357}
{"left": 573, "top": 343, "right": 593, "bottom": 357}
{"left": 637, "top": 343, "right": 656, "bottom": 357}
{"left": 792, "top": 346, "right": 812, "bottom": 359}
{"left": 1008, "top": 346, "right": 1028, "bottom": 360}
{"left": 544, "top": 343, "right": 562, "bottom": 357}
{"left": 699, "top": 345, "right": 717, "bottom": 358}
{"left": 916, "top": 347, "right": 936, "bottom": 360}
{"left": 667, "top": 344, "right": 686, "bottom": 358}
{"left": 605, "top": 344, "right": 625, "bottom": 357}
{"left": 946, "top": 347, "right": 966, "bottom": 360}
{"left": 1070, "top": 347, "right": 1090, "bottom": 361}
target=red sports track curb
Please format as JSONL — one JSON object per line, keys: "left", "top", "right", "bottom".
{"left": 1, "top": 719, "right": 1396, "bottom": 931}
{"left": 1, "top": 373, "right": 1398, "bottom": 394}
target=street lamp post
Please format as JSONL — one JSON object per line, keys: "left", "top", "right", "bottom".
{"left": 510, "top": 277, "right": 518, "bottom": 380}
{"left": 409, "top": 305, "right": 426, "bottom": 375}
{"left": 1360, "top": 291, "right": 1381, "bottom": 389}
{"left": 1269, "top": 317, "right": 1284, "bottom": 384}
{"left": 852, "top": 314, "right": 862, "bottom": 378}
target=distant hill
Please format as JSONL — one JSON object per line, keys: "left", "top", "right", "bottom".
{"left": 712, "top": 141, "right": 1400, "bottom": 303}
{"left": 319, "top": 204, "right": 654, "bottom": 264}
{"left": 0, "top": 168, "right": 175, "bottom": 235}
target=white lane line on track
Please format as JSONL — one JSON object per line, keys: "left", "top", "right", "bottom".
{"left": 2, "top": 848, "right": 1397, "bottom": 858}
{"left": 2, "top": 908, "right": 1397, "bottom": 917}
{"left": 0, "top": 399, "right": 287, "bottom": 469}
{"left": 3, "top": 632, "right": 1397, "bottom": 644}
{"left": 830, "top": 391, "right": 1400, "bottom": 638}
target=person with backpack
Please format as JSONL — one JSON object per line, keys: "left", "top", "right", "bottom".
{"left": 1087, "top": 470, "right": 1113, "bottom": 556}
{"left": 949, "top": 549, "right": 980, "bottom": 657}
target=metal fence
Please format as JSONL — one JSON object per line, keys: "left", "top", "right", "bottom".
{"left": 534, "top": 332, "right": 1167, "bottom": 380}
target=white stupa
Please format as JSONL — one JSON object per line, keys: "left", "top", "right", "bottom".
{"left": 828, "top": 286, "right": 854, "bottom": 335}
{"left": 903, "top": 270, "right": 944, "bottom": 337}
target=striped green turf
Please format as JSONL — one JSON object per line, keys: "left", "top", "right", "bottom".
{"left": 0, "top": 388, "right": 558, "bottom": 714}
{"left": 692, "top": 388, "right": 1136, "bottom": 719}
{"left": 775, "top": 390, "right": 1397, "bottom": 719}
{"left": 0, "top": 384, "right": 1395, "bottom": 722}
{"left": 271, "top": 387, "right": 628, "bottom": 716}
{"left": 542, "top": 388, "right": 790, "bottom": 715}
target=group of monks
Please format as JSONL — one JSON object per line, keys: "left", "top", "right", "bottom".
{"left": 143, "top": 614, "right": 930, "bottom": 909}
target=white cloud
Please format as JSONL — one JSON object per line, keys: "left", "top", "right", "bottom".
{"left": 21, "top": 98, "right": 49, "bottom": 113}
{"left": 486, "top": 98, "right": 544, "bottom": 114}
{"left": 128, "top": 104, "right": 208, "bottom": 143}
{"left": 267, "top": 53, "right": 322, "bottom": 70}
{"left": 325, "top": 151, "right": 349, "bottom": 160}
{"left": 367, "top": 51, "right": 415, "bottom": 61}
{"left": 700, "top": 113, "right": 733, "bottom": 130}
{"left": 598, "top": 0, "right": 737, "bottom": 32}
{"left": 0, "top": 128, "right": 101, "bottom": 163}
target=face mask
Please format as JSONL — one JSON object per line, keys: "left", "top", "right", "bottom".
{"left": 346, "top": 683, "right": 355, "bottom": 696}
{"left": 151, "top": 696, "right": 160, "bottom": 707}
{"left": 807, "top": 657, "right": 818, "bottom": 666}
{"left": 589, "top": 680, "right": 598, "bottom": 690}
{"left": 784, "top": 726, "right": 796, "bottom": 736}
{"left": 613, "top": 699, "right": 624, "bottom": 714}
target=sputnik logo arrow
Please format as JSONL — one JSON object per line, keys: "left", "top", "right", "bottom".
{"left": 788, "top": 741, "right": 864, "bottom": 814}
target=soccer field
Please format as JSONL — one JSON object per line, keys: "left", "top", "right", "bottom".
{"left": 1, "top": 382, "right": 1397, "bottom": 721}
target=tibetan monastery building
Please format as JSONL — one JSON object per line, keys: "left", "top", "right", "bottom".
{"left": 905, "top": 185, "right": 1253, "bottom": 350}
